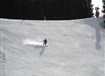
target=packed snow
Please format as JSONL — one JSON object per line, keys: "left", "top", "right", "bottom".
{"left": 0, "top": 18, "right": 105, "bottom": 76}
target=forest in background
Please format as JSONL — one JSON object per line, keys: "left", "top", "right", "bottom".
{"left": 102, "top": 0, "right": 105, "bottom": 23}
{"left": 1, "top": 0, "right": 93, "bottom": 20}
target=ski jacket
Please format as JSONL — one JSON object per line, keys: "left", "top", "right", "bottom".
{"left": 95, "top": 11, "right": 100, "bottom": 17}
{"left": 43, "top": 39, "right": 47, "bottom": 43}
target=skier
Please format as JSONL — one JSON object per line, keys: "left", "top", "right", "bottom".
{"left": 95, "top": 7, "right": 100, "bottom": 18}
{"left": 95, "top": 10, "right": 100, "bottom": 17}
{"left": 43, "top": 39, "right": 47, "bottom": 46}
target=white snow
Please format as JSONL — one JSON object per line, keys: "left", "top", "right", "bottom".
{"left": 0, "top": 18, "right": 105, "bottom": 76}
{"left": 23, "top": 39, "right": 43, "bottom": 46}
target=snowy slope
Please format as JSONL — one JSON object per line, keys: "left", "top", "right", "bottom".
{"left": 0, "top": 18, "right": 105, "bottom": 76}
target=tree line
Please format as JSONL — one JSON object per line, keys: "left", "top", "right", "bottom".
{"left": 102, "top": 0, "right": 105, "bottom": 24}
{"left": 1, "top": 0, "right": 93, "bottom": 20}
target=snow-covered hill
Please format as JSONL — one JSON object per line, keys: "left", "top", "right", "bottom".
{"left": 0, "top": 18, "right": 105, "bottom": 76}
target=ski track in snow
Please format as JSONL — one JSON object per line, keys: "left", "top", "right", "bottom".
{"left": 0, "top": 51, "right": 6, "bottom": 76}
{"left": 0, "top": 18, "right": 105, "bottom": 76}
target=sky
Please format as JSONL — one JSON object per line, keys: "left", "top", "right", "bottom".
{"left": 92, "top": 0, "right": 103, "bottom": 7}
{"left": 92, "top": 0, "right": 103, "bottom": 16}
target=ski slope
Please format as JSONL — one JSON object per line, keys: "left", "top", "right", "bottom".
{"left": 0, "top": 18, "right": 105, "bottom": 76}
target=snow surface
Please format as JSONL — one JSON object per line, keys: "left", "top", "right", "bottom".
{"left": 0, "top": 18, "right": 105, "bottom": 76}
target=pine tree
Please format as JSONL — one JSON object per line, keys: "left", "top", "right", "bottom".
{"left": 103, "top": 0, "right": 105, "bottom": 25}
{"left": 86, "top": 0, "right": 94, "bottom": 17}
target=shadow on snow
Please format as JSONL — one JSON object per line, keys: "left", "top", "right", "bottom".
{"left": 82, "top": 18, "right": 104, "bottom": 50}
